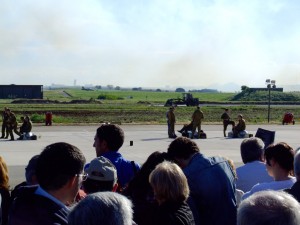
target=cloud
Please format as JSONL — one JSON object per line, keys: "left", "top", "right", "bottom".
{"left": 0, "top": 0, "right": 300, "bottom": 90}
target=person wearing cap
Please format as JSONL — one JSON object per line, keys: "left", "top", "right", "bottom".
{"left": 221, "top": 108, "right": 235, "bottom": 137}
{"left": 166, "top": 106, "right": 176, "bottom": 138}
{"left": 83, "top": 156, "right": 118, "bottom": 194}
{"left": 191, "top": 106, "right": 204, "bottom": 139}
{"left": 93, "top": 124, "right": 140, "bottom": 191}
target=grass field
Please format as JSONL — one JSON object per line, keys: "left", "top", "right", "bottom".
{"left": 0, "top": 89, "right": 299, "bottom": 125}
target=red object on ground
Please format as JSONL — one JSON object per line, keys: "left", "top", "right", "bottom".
{"left": 45, "top": 112, "right": 52, "bottom": 126}
{"left": 282, "top": 112, "right": 295, "bottom": 125}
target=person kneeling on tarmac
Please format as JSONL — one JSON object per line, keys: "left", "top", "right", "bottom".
{"left": 18, "top": 116, "right": 36, "bottom": 140}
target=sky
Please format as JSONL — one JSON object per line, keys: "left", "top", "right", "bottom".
{"left": 1, "top": 0, "right": 300, "bottom": 91}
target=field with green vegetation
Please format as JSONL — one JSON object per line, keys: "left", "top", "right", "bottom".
{"left": 0, "top": 88, "right": 299, "bottom": 125}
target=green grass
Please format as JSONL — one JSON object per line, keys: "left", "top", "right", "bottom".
{"left": 44, "top": 89, "right": 236, "bottom": 103}
{"left": 0, "top": 89, "right": 299, "bottom": 125}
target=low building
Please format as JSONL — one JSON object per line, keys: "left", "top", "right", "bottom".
{"left": 0, "top": 84, "right": 43, "bottom": 99}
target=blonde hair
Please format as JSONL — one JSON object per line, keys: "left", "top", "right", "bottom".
{"left": 0, "top": 156, "right": 9, "bottom": 190}
{"left": 149, "top": 161, "right": 189, "bottom": 203}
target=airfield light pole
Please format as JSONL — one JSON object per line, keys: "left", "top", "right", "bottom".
{"left": 266, "top": 79, "right": 276, "bottom": 123}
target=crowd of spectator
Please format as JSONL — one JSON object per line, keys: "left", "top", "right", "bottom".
{"left": 1, "top": 124, "right": 300, "bottom": 225}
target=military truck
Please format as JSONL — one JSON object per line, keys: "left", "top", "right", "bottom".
{"left": 164, "top": 93, "right": 199, "bottom": 106}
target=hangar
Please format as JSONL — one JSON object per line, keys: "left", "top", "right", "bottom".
{"left": 0, "top": 84, "right": 43, "bottom": 99}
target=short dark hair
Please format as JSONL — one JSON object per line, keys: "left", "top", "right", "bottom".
{"left": 96, "top": 124, "right": 124, "bottom": 151}
{"left": 36, "top": 142, "right": 86, "bottom": 191}
{"left": 265, "top": 142, "right": 294, "bottom": 173}
{"left": 240, "top": 137, "right": 265, "bottom": 164}
{"left": 167, "top": 137, "right": 199, "bottom": 160}
{"left": 82, "top": 178, "right": 115, "bottom": 193}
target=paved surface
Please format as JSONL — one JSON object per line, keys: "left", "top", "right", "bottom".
{"left": 1, "top": 124, "right": 299, "bottom": 188}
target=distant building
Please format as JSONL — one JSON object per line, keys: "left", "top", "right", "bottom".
{"left": 0, "top": 84, "right": 43, "bottom": 99}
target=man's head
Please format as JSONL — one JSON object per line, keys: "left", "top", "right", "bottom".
{"left": 264, "top": 142, "right": 294, "bottom": 174}
{"left": 240, "top": 137, "right": 265, "bottom": 164}
{"left": 167, "top": 137, "right": 199, "bottom": 168}
{"left": 68, "top": 192, "right": 134, "bottom": 225}
{"left": 83, "top": 156, "right": 118, "bottom": 193}
{"left": 25, "top": 155, "right": 39, "bottom": 185}
{"left": 94, "top": 124, "right": 124, "bottom": 156}
{"left": 237, "top": 190, "right": 300, "bottom": 225}
{"left": 238, "top": 114, "right": 243, "bottom": 120}
{"left": 36, "top": 142, "right": 86, "bottom": 202}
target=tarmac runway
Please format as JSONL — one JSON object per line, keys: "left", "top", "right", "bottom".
{"left": 1, "top": 124, "right": 299, "bottom": 188}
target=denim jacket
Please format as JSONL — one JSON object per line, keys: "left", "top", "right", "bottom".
{"left": 184, "top": 153, "right": 237, "bottom": 225}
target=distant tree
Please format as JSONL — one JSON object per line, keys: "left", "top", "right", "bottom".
{"left": 115, "top": 86, "right": 121, "bottom": 90}
{"left": 175, "top": 88, "right": 185, "bottom": 92}
{"left": 107, "top": 85, "right": 114, "bottom": 90}
{"left": 132, "top": 87, "right": 142, "bottom": 91}
{"left": 95, "top": 85, "right": 102, "bottom": 89}
{"left": 156, "top": 89, "right": 162, "bottom": 92}
{"left": 241, "top": 85, "right": 249, "bottom": 91}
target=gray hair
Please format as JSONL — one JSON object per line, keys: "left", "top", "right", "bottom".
{"left": 68, "top": 192, "right": 133, "bottom": 225}
{"left": 240, "top": 137, "right": 265, "bottom": 164}
{"left": 237, "top": 190, "right": 300, "bottom": 225}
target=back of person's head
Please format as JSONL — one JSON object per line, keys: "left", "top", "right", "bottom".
{"left": 240, "top": 137, "right": 265, "bottom": 164}
{"left": 237, "top": 190, "right": 300, "bottom": 225}
{"left": 36, "top": 142, "right": 86, "bottom": 191}
{"left": 25, "top": 155, "right": 39, "bottom": 185}
{"left": 0, "top": 156, "right": 9, "bottom": 190}
{"left": 264, "top": 142, "right": 294, "bottom": 173}
{"left": 167, "top": 137, "right": 199, "bottom": 160}
{"left": 68, "top": 192, "right": 133, "bottom": 225}
{"left": 293, "top": 149, "right": 300, "bottom": 180}
{"left": 96, "top": 124, "right": 124, "bottom": 151}
{"left": 125, "top": 151, "right": 170, "bottom": 195}
{"left": 149, "top": 161, "right": 189, "bottom": 204}
{"left": 83, "top": 156, "right": 117, "bottom": 193}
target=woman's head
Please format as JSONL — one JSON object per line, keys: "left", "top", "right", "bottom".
{"left": 149, "top": 161, "right": 189, "bottom": 204}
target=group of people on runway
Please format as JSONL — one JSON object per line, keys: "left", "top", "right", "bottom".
{"left": 1, "top": 107, "right": 32, "bottom": 141}
{"left": 166, "top": 106, "right": 204, "bottom": 139}
{"left": 167, "top": 106, "right": 246, "bottom": 139}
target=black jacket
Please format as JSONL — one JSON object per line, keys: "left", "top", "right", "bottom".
{"left": 285, "top": 181, "right": 300, "bottom": 202}
{"left": 155, "top": 201, "right": 195, "bottom": 225}
{"left": 8, "top": 186, "right": 69, "bottom": 225}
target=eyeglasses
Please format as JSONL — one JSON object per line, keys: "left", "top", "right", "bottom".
{"left": 75, "top": 173, "right": 88, "bottom": 181}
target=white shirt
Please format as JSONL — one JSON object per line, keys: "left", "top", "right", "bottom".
{"left": 242, "top": 177, "right": 296, "bottom": 200}
{"left": 236, "top": 161, "right": 273, "bottom": 192}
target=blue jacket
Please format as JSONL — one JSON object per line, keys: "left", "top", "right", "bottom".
{"left": 102, "top": 151, "right": 140, "bottom": 188}
{"left": 184, "top": 153, "right": 237, "bottom": 225}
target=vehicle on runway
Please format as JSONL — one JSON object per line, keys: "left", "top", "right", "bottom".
{"left": 165, "top": 93, "right": 199, "bottom": 107}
